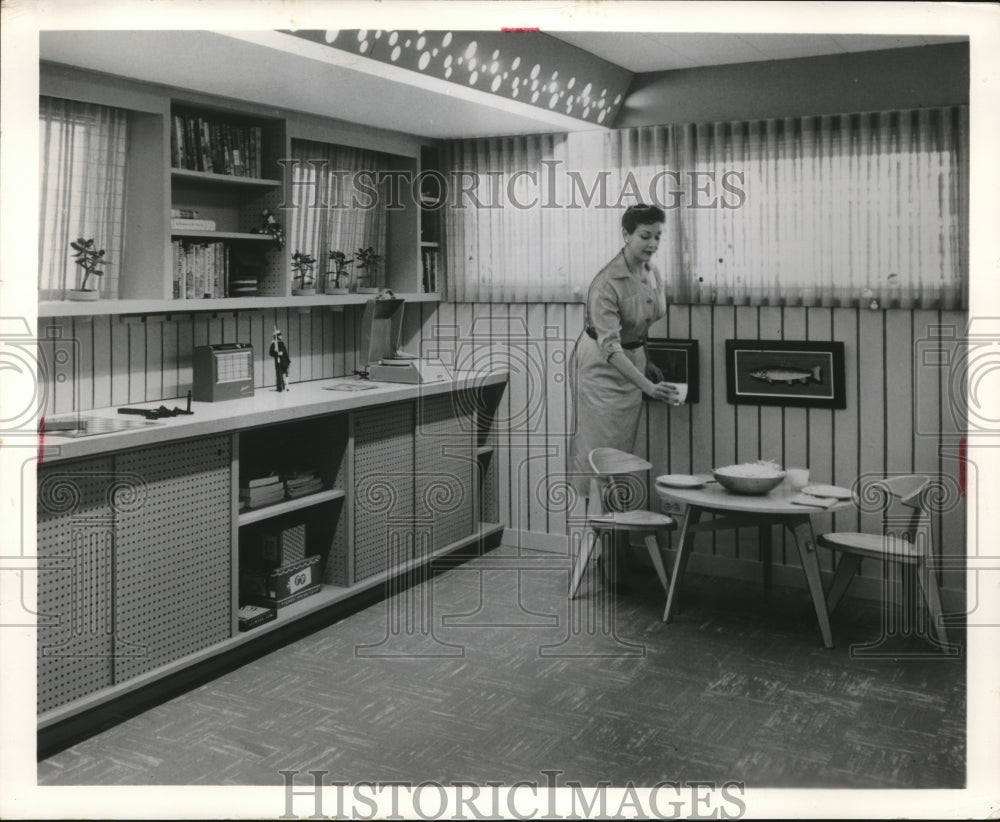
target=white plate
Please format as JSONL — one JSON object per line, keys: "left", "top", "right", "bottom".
{"left": 802, "top": 483, "right": 853, "bottom": 499}
{"left": 656, "top": 474, "right": 705, "bottom": 488}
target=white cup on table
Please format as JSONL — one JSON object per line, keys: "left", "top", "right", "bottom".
{"left": 785, "top": 467, "right": 810, "bottom": 491}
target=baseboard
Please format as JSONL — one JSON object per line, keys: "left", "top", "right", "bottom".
{"left": 500, "top": 527, "right": 967, "bottom": 613}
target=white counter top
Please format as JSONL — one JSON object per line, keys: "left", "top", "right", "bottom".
{"left": 38, "top": 371, "right": 508, "bottom": 463}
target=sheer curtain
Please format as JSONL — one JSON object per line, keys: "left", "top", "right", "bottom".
{"left": 289, "top": 139, "right": 389, "bottom": 290}
{"left": 680, "top": 107, "right": 969, "bottom": 308}
{"left": 38, "top": 97, "right": 129, "bottom": 299}
{"left": 441, "top": 106, "right": 968, "bottom": 309}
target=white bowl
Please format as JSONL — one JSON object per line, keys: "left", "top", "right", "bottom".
{"left": 713, "top": 463, "right": 786, "bottom": 495}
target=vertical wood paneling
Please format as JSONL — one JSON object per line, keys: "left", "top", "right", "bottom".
{"left": 757, "top": 307, "right": 786, "bottom": 558}
{"left": 507, "top": 303, "right": 530, "bottom": 536}
{"left": 175, "top": 313, "right": 194, "bottom": 399}
{"left": 936, "top": 311, "right": 965, "bottom": 596}
{"left": 44, "top": 300, "right": 967, "bottom": 605}
{"left": 525, "top": 302, "right": 547, "bottom": 534}
{"left": 780, "top": 308, "right": 809, "bottom": 567}
{"left": 161, "top": 313, "right": 179, "bottom": 399}
{"left": 127, "top": 320, "right": 147, "bottom": 404}
{"left": 91, "top": 315, "right": 112, "bottom": 409}
{"left": 72, "top": 317, "right": 95, "bottom": 411}
{"left": 544, "top": 302, "right": 570, "bottom": 537}
{"left": 912, "top": 310, "right": 946, "bottom": 590}
{"left": 109, "top": 316, "right": 130, "bottom": 407}
{"left": 665, "top": 305, "right": 692, "bottom": 476}
{"left": 495, "top": 304, "right": 513, "bottom": 529}
{"left": 857, "top": 309, "right": 887, "bottom": 545}
{"left": 710, "top": 306, "right": 737, "bottom": 560}
{"left": 805, "top": 307, "right": 837, "bottom": 567}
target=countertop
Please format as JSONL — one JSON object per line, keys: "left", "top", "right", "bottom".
{"left": 37, "top": 371, "right": 508, "bottom": 463}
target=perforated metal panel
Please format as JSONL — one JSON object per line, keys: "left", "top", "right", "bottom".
{"left": 237, "top": 187, "right": 287, "bottom": 297}
{"left": 415, "top": 394, "right": 475, "bottom": 551}
{"left": 37, "top": 459, "right": 115, "bottom": 713}
{"left": 479, "top": 450, "right": 498, "bottom": 524}
{"left": 114, "top": 435, "right": 232, "bottom": 682}
{"left": 353, "top": 404, "right": 414, "bottom": 582}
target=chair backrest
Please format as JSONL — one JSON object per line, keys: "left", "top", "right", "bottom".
{"left": 588, "top": 447, "right": 651, "bottom": 477}
{"left": 587, "top": 448, "right": 651, "bottom": 514}
{"left": 863, "top": 475, "right": 931, "bottom": 543}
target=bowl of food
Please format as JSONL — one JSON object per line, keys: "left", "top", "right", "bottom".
{"left": 713, "top": 460, "right": 786, "bottom": 495}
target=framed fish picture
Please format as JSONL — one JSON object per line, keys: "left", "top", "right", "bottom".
{"left": 725, "top": 339, "right": 846, "bottom": 409}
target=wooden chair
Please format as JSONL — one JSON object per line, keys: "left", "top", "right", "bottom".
{"left": 816, "top": 475, "right": 949, "bottom": 647}
{"left": 567, "top": 447, "right": 675, "bottom": 599}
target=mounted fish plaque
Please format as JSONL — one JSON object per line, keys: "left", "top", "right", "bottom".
{"left": 725, "top": 339, "right": 846, "bottom": 409}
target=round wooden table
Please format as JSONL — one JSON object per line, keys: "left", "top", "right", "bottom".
{"left": 654, "top": 481, "right": 852, "bottom": 648}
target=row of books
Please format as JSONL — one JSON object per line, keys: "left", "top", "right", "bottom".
{"left": 172, "top": 240, "right": 231, "bottom": 299}
{"left": 239, "top": 470, "right": 324, "bottom": 510}
{"left": 422, "top": 248, "right": 440, "bottom": 293}
{"left": 170, "top": 113, "right": 264, "bottom": 178}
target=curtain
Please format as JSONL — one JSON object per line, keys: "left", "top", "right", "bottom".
{"left": 289, "top": 139, "right": 390, "bottom": 291}
{"left": 441, "top": 106, "right": 968, "bottom": 309}
{"left": 38, "top": 97, "right": 129, "bottom": 300}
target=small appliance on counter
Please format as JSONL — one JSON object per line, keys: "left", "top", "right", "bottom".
{"left": 193, "top": 342, "right": 255, "bottom": 401}
{"left": 360, "top": 293, "right": 452, "bottom": 384}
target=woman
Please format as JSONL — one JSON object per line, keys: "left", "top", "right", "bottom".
{"left": 568, "top": 203, "right": 680, "bottom": 589}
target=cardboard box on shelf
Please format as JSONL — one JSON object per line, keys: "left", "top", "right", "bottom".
{"left": 251, "top": 554, "right": 322, "bottom": 609}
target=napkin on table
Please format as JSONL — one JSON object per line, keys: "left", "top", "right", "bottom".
{"left": 789, "top": 492, "right": 839, "bottom": 508}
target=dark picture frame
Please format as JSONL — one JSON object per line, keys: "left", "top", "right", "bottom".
{"left": 725, "top": 339, "right": 846, "bottom": 409}
{"left": 646, "top": 338, "right": 699, "bottom": 404}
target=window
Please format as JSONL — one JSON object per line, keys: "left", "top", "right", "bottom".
{"left": 39, "top": 97, "right": 129, "bottom": 299}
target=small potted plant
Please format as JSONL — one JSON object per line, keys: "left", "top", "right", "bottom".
{"left": 324, "top": 250, "right": 353, "bottom": 295}
{"left": 355, "top": 246, "right": 383, "bottom": 294}
{"left": 291, "top": 251, "right": 317, "bottom": 295}
{"left": 68, "top": 237, "right": 106, "bottom": 301}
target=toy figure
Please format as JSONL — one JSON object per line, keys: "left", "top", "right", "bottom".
{"left": 269, "top": 328, "right": 291, "bottom": 391}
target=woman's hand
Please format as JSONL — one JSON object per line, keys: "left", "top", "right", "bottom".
{"left": 644, "top": 380, "right": 684, "bottom": 404}
{"left": 645, "top": 361, "right": 663, "bottom": 383}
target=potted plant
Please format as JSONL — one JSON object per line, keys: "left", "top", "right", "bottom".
{"left": 324, "top": 250, "right": 353, "bottom": 294}
{"left": 355, "top": 246, "right": 383, "bottom": 294}
{"left": 68, "top": 237, "right": 106, "bottom": 301}
{"left": 291, "top": 251, "right": 317, "bottom": 295}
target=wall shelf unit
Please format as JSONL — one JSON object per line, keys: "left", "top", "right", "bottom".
{"left": 40, "top": 62, "right": 442, "bottom": 315}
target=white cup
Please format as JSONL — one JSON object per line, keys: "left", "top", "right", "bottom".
{"left": 785, "top": 467, "right": 810, "bottom": 491}
{"left": 665, "top": 382, "right": 687, "bottom": 405}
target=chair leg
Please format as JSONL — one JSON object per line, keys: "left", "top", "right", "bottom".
{"left": 644, "top": 532, "right": 670, "bottom": 592}
{"left": 916, "top": 555, "right": 950, "bottom": 646}
{"left": 568, "top": 528, "right": 598, "bottom": 599}
{"left": 827, "top": 552, "right": 863, "bottom": 615}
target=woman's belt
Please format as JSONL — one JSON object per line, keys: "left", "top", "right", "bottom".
{"left": 585, "top": 327, "right": 646, "bottom": 350}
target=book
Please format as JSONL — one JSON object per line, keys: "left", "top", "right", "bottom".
{"left": 246, "top": 473, "right": 282, "bottom": 488}
{"left": 171, "top": 218, "right": 217, "bottom": 231}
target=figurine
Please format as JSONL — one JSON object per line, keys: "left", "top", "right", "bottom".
{"left": 269, "top": 328, "right": 291, "bottom": 391}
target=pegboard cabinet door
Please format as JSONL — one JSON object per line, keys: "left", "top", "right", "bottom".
{"left": 37, "top": 459, "right": 116, "bottom": 713}
{"left": 415, "top": 394, "right": 475, "bottom": 552}
{"left": 114, "top": 435, "right": 233, "bottom": 682}
{"left": 352, "top": 403, "right": 415, "bottom": 582}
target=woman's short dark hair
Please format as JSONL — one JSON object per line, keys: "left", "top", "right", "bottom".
{"left": 621, "top": 203, "right": 666, "bottom": 234}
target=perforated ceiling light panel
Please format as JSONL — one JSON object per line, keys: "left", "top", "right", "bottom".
{"left": 283, "top": 30, "right": 633, "bottom": 127}
{"left": 114, "top": 436, "right": 233, "bottom": 682}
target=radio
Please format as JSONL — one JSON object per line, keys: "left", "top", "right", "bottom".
{"left": 193, "top": 343, "right": 255, "bottom": 401}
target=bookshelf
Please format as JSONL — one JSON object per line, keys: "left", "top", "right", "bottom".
{"left": 39, "top": 62, "right": 440, "bottom": 315}
{"left": 419, "top": 145, "right": 444, "bottom": 295}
